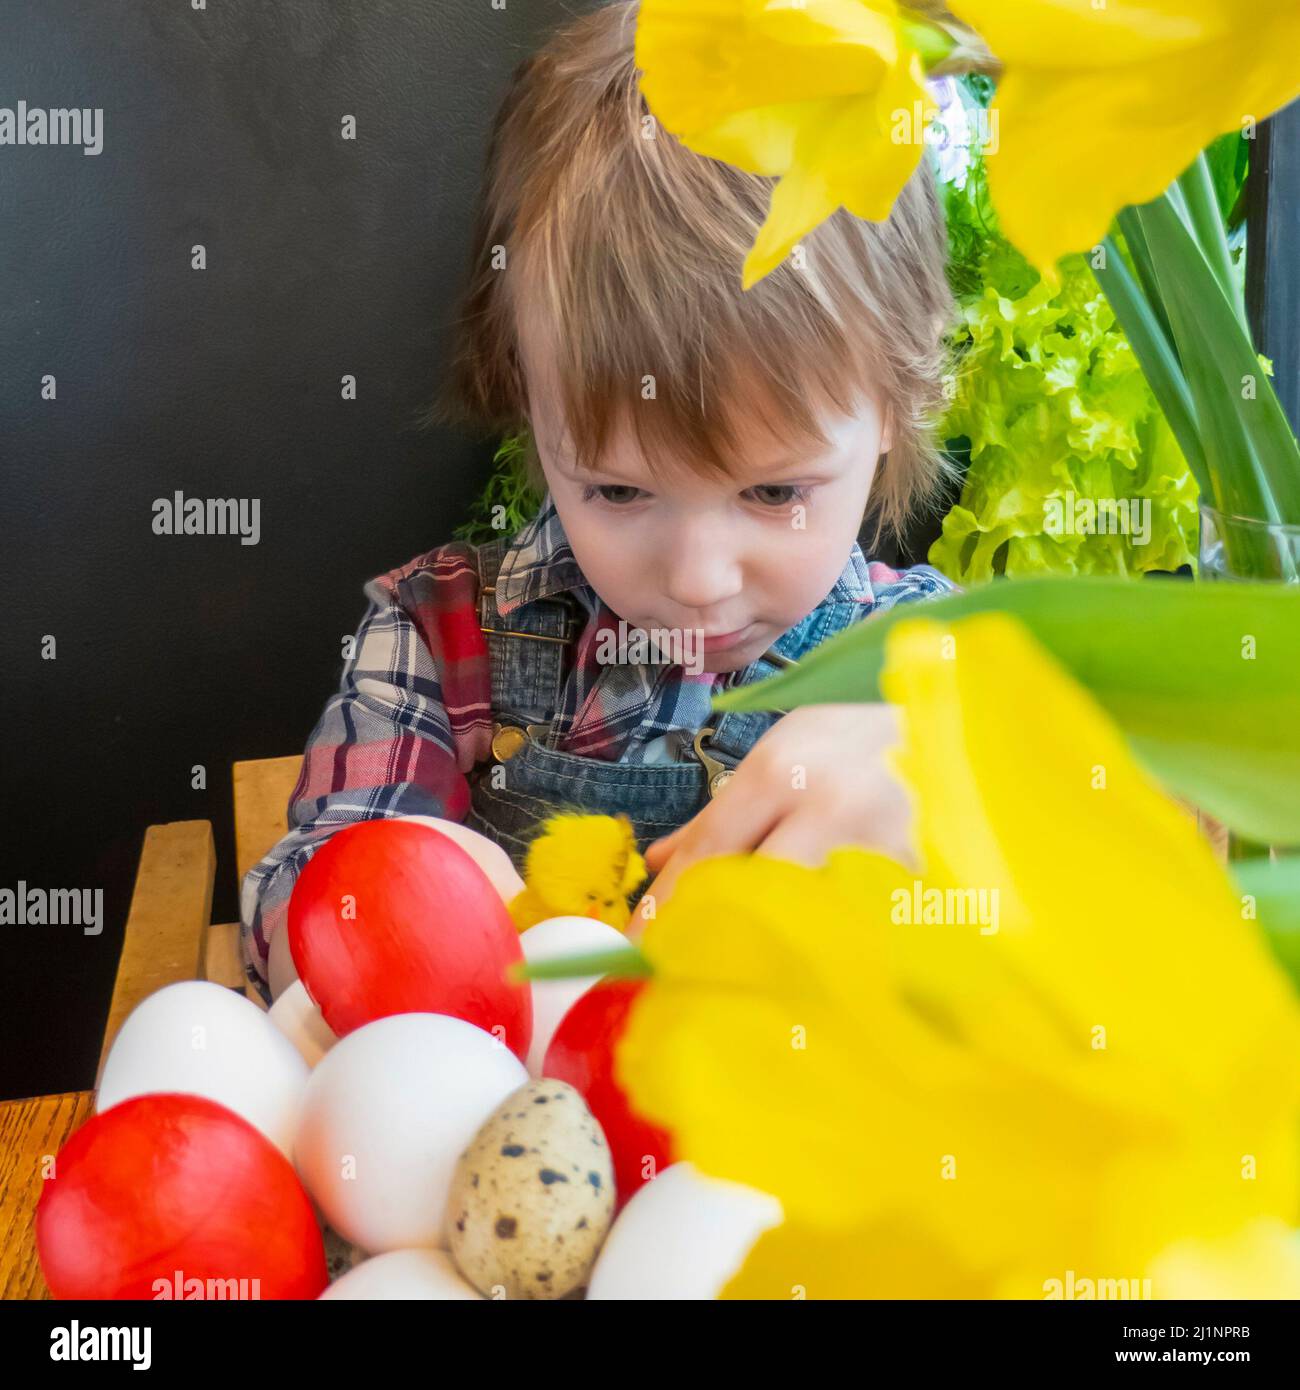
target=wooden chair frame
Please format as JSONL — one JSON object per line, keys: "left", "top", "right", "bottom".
{"left": 95, "top": 756, "right": 303, "bottom": 1080}
{"left": 3, "top": 756, "right": 303, "bottom": 1298}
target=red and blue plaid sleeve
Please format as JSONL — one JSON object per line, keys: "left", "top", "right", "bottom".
{"left": 864, "top": 560, "right": 961, "bottom": 611}
{"left": 238, "top": 542, "right": 492, "bottom": 1002}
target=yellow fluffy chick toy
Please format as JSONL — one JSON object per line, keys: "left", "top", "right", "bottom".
{"left": 507, "top": 812, "right": 648, "bottom": 933}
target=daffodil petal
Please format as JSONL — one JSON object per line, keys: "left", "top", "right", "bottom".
{"left": 637, "top": 0, "right": 928, "bottom": 286}
{"left": 949, "top": 0, "right": 1223, "bottom": 68}
{"left": 636, "top": 0, "right": 900, "bottom": 160}
{"left": 723, "top": 1214, "right": 989, "bottom": 1299}
{"left": 741, "top": 161, "right": 840, "bottom": 288}
{"left": 880, "top": 614, "right": 1300, "bottom": 1106}
{"left": 673, "top": 102, "right": 802, "bottom": 177}
{"left": 621, "top": 852, "right": 1031, "bottom": 1234}
{"left": 951, "top": 2, "right": 1300, "bottom": 268}
{"left": 618, "top": 852, "right": 923, "bottom": 1226}
{"left": 1147, "top": 1219, "right": 1300, "bottom": 1299}
{"left": 739, "top": 73, "right": 925, "bottom": 287}
{"left": 823, "top": 53, "right": 927, "bottom": 222}
{"left": 868, "top": 46, "right": 928, "bottom": 207}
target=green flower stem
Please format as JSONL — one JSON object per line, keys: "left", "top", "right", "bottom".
{"left": 512, "top": 945, "right": 653, "bottom": 983}
{"left": 1138, "top": 196, "right": 1300, "bottom": 545}
{"left": 1177, "top": 153, "right": 1248, "bottom": 334}
{"left": 898, "top": 14, "right": 956, "bottom": 69}
{"left": 1114, "top": 208, "right": 1176, "bottom": 355}
{"left": 1095, "top": 234, "right": 1209, "bottom": 497}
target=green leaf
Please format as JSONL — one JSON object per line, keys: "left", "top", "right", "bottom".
{"left": 1114, "top": 208, "right": 1176, "bottom": 355}
{"left": 1093, "top": 234, "right": 1208, "bottom": 496}
{"left": 1177, "top": 153, "right": 1247, "bottom": 332}
{"left": 452, "top": 431, "right": 543, "bottom": 544}
{"left": 1204, "top": 129, "right": 1251, "bottom": 231}
{"left": 712, "top": 578, "right": 1300, "bottom": 846}
{"left": 1232, "top": 857, "right": 1300, "bottom": 993}
{"left": 1138, "top": 196, "right": 1300, "bottom": 532}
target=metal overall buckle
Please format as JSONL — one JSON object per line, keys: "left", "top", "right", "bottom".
{"left": 692, "top": 645, "right": 798, "bottom": 797}
{"left": 490, "top": 720, "right": 551, "bottom": 761}
{"left": 692, "top": 727, "right": 736, "bottom": 798}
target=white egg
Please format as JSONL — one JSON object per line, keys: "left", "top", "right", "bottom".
{"left": 519, "top": 916, "right": 633, "bottom": 1077}
{"left": 268, "top": 979, "right": 337, "bottom": 1068}
{"left": 398, "top": 815, "right": 525, "bottom": 903}
{"left": 294, "top": 1012, "right": 528, "bottom": 1254}
{"left": 267, "top": 919, "right": 299, "bottom": 1001}
{"left": 319, "top": 1248, "right": 482, "bottom": 1300}
{"left": 97, "top": 980, "right": 309, "bottom": 1160}
{"left": 587, "top": 1162, "right": 783, "bottom": 1300}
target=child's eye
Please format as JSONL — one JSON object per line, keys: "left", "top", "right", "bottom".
{"left": 744, "top": 484, "right": 810, "bottom": 508}
{"left": 581, "top": 484, "right": 646, "bottom": 506}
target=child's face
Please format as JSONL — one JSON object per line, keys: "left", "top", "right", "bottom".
{"left": 528, "top": 367, "right": 890, "bottom": 674}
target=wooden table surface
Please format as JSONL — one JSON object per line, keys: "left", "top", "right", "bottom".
{"left": 0, "top": 1091, "right": 95, "bottom": 1300}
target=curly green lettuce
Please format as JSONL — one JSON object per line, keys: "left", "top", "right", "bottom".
{"left": 931, "top": 259, "right": 1200, "bottom": 581}
{"left": 929, "top": 83, "right": 1201, "bottom": 584}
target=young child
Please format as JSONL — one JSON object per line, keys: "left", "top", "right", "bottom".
{"left": 240, "top": 2, "right": 958, "bottom": 1001}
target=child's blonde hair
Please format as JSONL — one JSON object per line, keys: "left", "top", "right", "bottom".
{"left": 433, "top": 1, "right": 956, "bottom": 547}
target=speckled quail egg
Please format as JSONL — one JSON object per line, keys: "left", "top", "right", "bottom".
{"left": 446, "top": 1079, "right": 615, "bottom": 1299}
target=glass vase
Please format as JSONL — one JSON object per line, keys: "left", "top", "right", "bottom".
{"left": 1198, "top": 504, "right": 1300, "bottom": 585}
{"left": 1197, "top": 504, "right": 1300, "bottom": 862}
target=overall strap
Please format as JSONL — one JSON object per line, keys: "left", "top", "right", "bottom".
{"left": 473, "top": 536, "right": 585, "bottom": 731}
{"left": 706, "top": 597, "right": 864, "bottom": 764}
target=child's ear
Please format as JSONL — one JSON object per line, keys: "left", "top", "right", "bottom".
{"left": 879, "top": 400, "right": 895, "bottom": 457}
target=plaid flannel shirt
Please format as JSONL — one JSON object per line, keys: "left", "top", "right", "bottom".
{"left": 239, "top": 496, "right": 957, "bottom": 995}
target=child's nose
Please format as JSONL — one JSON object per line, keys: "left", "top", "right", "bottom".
{"left": 661, "top": 540, "right": 744, "bottom": 615}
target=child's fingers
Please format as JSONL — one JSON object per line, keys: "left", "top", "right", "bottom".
{"left": 672, "top": 783, "right": 782, "bottom": 865}
{"left": 632, "top": 761, "right": 793, "bottom": 935}
{"left": 753, "top": 811, "right": 841, "bottom": 870}
{"left": 757, "top": 804, "right": 916, "bottom": 871}
{"left": 630, "top": 855, "right": 693, "bottom": 937}
{"left": 629, "top": 851, "right": 694, "bottom": 936}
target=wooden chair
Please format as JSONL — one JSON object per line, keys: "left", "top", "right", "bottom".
{"left": 94, "top": 755, "right": 303, "bottom": 1079}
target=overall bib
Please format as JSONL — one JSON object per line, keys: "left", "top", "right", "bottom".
{"left": 462, "top": 536, "right": 863, "bottom": 871}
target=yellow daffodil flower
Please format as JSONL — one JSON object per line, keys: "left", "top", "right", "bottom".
{"left": 617, "top": 613, "right": 1300, "bottom": 1297}
{"left": 636, "top": 2, "right": 1300, "bottom": 283}
{"left": 635, "top": 0, "right": 927, "bottom": 288}
{"left": 950, "top": 0, "right": 1300, "bottom": 272}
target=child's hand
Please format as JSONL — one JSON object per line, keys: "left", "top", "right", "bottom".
{"left": 629, "top": 703, "right": 914, "bottom": 936}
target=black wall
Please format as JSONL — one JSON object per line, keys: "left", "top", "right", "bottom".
{"left": 1, "top": 0, "right": 595, "bottom": 1100}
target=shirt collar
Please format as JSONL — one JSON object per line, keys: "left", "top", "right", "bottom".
{"left": 493, "top": 491, "right": 877, "bottom": 617}
{"left": 493, "top": 493, "right": 588, "bottom": 615}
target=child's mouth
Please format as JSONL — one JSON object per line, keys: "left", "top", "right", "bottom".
{"left": 699, "top": 623, "right": 756, "bottom": 653}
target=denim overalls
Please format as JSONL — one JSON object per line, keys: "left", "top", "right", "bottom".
{"left": 461, "top": 536, "right": 864, "bottom": 871}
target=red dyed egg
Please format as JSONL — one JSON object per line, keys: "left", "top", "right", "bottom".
{"left": 543, "top": 977, "right": 673, "bottom": 1208}
{"left": 287, "top": 819, "right": 531, "bottom": 1059}
{"left": 36, "top": 1093, "right": 327, "bottom": 1300}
